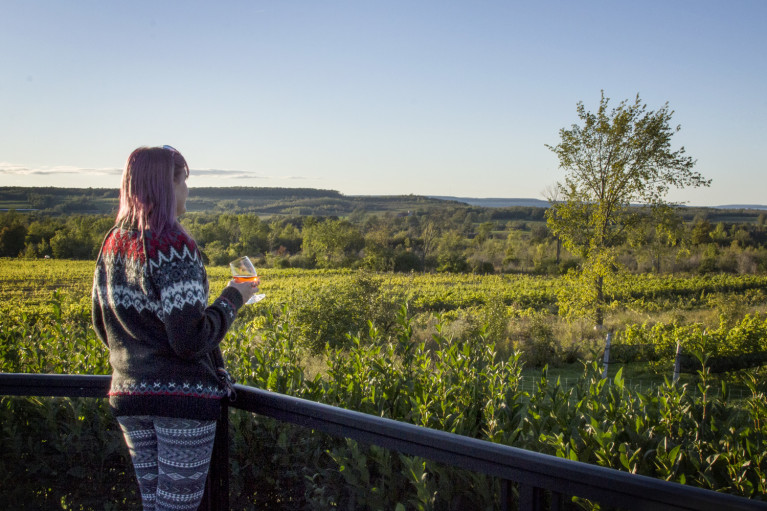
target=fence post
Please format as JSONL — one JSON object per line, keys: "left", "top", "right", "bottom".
{"left": 673, "top": 341, "right": 682, "bottom": 384}
{"left": 518, "top": 483, "right": 545, "bottom": 511}
{"left": 602, "top": 332, "right": 612, "bottom": 379}
{"left": 500, "top": 479, "right": 513, "bottom": 511}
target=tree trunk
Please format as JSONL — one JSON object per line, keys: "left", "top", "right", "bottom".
{"left": 595, "top": 275, "right": 604, "bottom": 327}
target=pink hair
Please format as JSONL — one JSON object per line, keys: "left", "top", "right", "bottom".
{"left": 115, "top": 146, "right": 189, "bottom": 235}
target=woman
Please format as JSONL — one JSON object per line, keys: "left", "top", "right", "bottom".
{"left": 92, "top": 145, "right": 256, "bottom": 511}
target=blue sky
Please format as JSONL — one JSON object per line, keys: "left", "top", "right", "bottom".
{"left": 1, "top": 1, "right": 765, "bottom": 206}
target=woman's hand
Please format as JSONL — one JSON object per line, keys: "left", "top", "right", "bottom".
{"left": 227, "top": 278, "right": 259, "bottom": 305}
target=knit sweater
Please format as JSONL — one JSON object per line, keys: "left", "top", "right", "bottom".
{"left": 91, "top": 225, "right": 243, "bottom": 420}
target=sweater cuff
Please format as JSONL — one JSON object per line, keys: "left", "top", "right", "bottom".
{"left": 218, "top": 286, "right": 244, "bottom": 314}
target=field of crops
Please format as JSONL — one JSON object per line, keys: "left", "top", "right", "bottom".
{"left": 5, "top": 257, "right": 767, "bottom": 312}
{"left": 1, "top": 258, "right": 766, "bottom": 508}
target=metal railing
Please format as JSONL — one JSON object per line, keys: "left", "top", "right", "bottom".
{"left": 1, "top": 372, "right": 765, "bottom": 511}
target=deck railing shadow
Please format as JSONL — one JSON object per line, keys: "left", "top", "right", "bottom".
{"left": 1, "top": 372, "right": 765, "bottom": 511}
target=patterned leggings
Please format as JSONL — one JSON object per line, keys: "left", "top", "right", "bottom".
{"left": 117, "top": 416, "right": 217, "bottom": 511}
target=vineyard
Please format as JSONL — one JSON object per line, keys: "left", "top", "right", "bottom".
{"left": 1, "top": 258, "right": 767, "bottom": 508}
{"left": 6, "top": 257, "right": 767, "bottom": 314}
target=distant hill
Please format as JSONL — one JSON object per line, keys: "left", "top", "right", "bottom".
{"left": 430, "top": 196, "right": 550, "bottom": 208}
{"left": 433, "top": 197, "right": 767, "bottom": 211}
{"left": 0, "top": 186, "right": 459, "bottom": 216}
{"left": 3, "top": 186, "right": 766, "bottom": 222}
{"left": 433, "top": 196, "right": 767, "bottom": 212}
{"left": 714, "top": 204, "right": 767, "bottom": 210}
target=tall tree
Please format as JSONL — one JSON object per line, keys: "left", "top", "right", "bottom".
{"left": 546, "top": 91, "right": 710, "bottom": 325}
{"left": 419, "top": 220, "right": 440, "bottom": 271}
{"left": 302, "top": 218, "right": 364, "bottom": 268}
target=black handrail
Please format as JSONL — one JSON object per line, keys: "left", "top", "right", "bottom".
{"left": 1, "top": 373, "right": 765, "bottom": 511}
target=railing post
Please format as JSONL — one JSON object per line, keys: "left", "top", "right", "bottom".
{"left": 518, "top": 483, "right": 545, "bottom": 511}
{"left": 549, "top": 490, "right": 565, "bottom": 511}
{"left": 500, "top": 479, "right": 513, "bottom": 511}
{"left": 201, "top": 401, "right": 230, "bottom": 511}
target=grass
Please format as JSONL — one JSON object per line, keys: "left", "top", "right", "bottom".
{"left": 520, "top": 361, "right": 661, "bottom": 386}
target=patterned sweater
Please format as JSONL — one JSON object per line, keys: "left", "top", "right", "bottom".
{"left": 91, "top": 225, "right": 243, "bottom": 420}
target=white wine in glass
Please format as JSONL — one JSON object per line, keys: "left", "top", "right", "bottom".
{"left": 229, "top": 256, "right": 265, "bottom": 304}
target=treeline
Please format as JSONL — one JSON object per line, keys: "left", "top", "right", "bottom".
{"left": 0, "top": 186, "right": 342, "bottom": 203}
{"left": 5, "top": 185, "right": 766, "bottom": 222}
{"left": 4, "top": 205, "right": 767, "bottom": 275}
{"left": 0, "top": 186, "right": 453, "bottom": 217}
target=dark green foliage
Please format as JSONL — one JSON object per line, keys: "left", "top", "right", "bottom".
{"left": 7, "top": 189, "right": 767, "bottom": 279}
{"left": 0, "top": 223, "right": 27, "bottom": 257}
{"left": 0, "top": 397, "right": 138, "bottom": 510}
{"left": 3, "top": 292, "right": 767, "bottom": 508}
{"left": 393, "top": 250, "right": 424, "bottom": 272}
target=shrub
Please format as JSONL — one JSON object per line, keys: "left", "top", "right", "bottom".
{"left": 510, "top": 312, "right": 561, "bottom": 368}
{"left": 276, "top": 271, "right": 403, "bottom": 352}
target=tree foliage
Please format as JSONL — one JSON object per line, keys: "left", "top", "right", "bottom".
{"left": 6, "top": 188, "right": 767, "bottom": 281}
{"left": 302, "top": 218, "right": 365, "bottom": 268}
{"left": 546, "top": 91, "right": 710, "bottom": 324}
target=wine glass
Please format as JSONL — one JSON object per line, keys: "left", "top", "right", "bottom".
{"left": 229, "top": 256, "right": 265, "bottom": 304}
